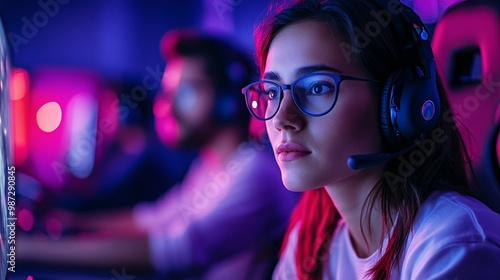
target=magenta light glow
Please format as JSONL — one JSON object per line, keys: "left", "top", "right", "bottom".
{"left": 27, "top": 68, "right": 108, "bottom": 188}
{"left": 154, "top": 96, "right": 180, "bottom": 147}
{"left": 10, "top": 68, "right": 30, "bottom": 166}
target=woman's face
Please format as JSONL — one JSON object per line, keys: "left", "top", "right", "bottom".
{"left": 264, "top": 20, "right": 384, "bottom": 192}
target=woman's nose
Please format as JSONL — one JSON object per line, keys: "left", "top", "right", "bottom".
{"left": 271, "top": 90, "right": 304, "bottom": 131}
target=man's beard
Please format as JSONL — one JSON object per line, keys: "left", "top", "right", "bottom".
{"left": 174, "top": 115, "right": 218, "bottom": 150}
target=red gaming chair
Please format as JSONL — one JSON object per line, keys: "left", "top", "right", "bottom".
{"left": 432, "top": 0, "right": 500, "bottom": 213}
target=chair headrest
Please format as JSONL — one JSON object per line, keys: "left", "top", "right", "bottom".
{"left": 432, "top": 0, "right": 500, "bottom": 213}
{"left": 432, "top": 0, "right": 500, "bottom": 165}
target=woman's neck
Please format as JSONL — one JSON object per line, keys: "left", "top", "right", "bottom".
{"left": 324, "top": 166, "right": 386, "bottom": 258}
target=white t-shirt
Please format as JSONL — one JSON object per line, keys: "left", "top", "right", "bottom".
{"left": 273, "top": 191, "right": 500, "bottom": 279}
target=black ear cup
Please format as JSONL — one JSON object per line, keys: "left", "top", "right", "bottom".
{"left": 379, "top": 69, "right": 401, "bottom": 146}
{"left": 374, "top": 0, "right": 441, "bottom": 147}
{"left": 212, "top": 60, "right": 252, "bottom": 125}
{"left": 380, "top": 64, "right": 441, "bottom": 147}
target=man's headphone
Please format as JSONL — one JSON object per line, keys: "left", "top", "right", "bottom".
{"left": 374, "top": 0, "right": 441, "bottom": 148}
{"left": 212, "top": 56, "right": 253, "bottom": 126}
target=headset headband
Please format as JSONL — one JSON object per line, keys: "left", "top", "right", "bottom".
{"left": 373, "top": 0, "right": 434, "bottom": 79}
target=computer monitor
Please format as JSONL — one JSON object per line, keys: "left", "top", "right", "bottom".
{"left": 0, "top": 16, "right": 14, "bottom": 279}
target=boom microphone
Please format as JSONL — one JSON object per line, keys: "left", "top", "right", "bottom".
{"left": 348, "top": 143, "right": 418, "bottom": 170}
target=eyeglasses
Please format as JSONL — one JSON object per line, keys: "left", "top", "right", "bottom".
{"left": 241, "top": 73, "right": 379, "bottom": 121}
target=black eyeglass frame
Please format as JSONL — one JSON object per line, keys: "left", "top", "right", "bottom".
{"left": 241, "top": 72, "right": 380, "bottom": 121}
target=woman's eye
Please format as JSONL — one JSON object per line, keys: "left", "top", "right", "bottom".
{"left": 268, "top": 89, "right": 279, "bottom": 100}
{"left": 306, "top": 83, "right": 333, "bottom": 96}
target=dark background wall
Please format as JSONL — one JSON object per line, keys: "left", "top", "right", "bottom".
{"left": 0, "top": 0, "right": 272, "bottom": 82}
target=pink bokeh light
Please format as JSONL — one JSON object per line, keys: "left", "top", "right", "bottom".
{"left": 18, "top": 208, "right": 34, "bottom": 232}
{"left": 36, "top": 101, "right": 62, "bottom": 133}
{"left": 24, "top": 68, "right": 118, "bottom": 189}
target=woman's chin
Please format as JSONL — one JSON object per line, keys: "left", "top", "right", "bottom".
{"left": 282, "top": 177, "right": 318, "bottom": 192}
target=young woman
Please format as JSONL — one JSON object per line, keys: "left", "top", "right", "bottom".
{"left": 241, "top": 0, "right": 500, "bottom": 279}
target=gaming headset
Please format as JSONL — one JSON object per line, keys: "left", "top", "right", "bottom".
{"left": 212, "top": 59, "right": 252, "bottom": 126}
{"left": 204, "top": 38, "right": 254, "bottom": 128}
{"left": 348, "top": 0, "right": 442, "bottom": 169}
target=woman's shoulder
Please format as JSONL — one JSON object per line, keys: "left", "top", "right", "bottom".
{"left": 399, "top": 190, "right": 500, "bottom": 279}
{"left": 412, "top": 190, "right": 500, "bottom": 242}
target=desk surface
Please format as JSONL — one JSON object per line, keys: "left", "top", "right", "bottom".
{"left": 8, "top": 266, "right": 164, "bottom": 280}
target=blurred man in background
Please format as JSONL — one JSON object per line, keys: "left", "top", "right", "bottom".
{"left": 18, "top": 29, "right": 298, "bottom": 280}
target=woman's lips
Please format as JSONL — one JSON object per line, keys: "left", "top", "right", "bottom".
{"left": 277, "top": 142, "right": 311, "bottom": 161}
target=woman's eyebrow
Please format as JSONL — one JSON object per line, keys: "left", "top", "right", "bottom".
{"left": 295, "top": 65, "right": 343, "bottom": 77}
{"left": 262, "top": 65, "right": 343, "bottom": 81}
{"left": 263, "top": 71, "right": 280, "bottom": 81}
